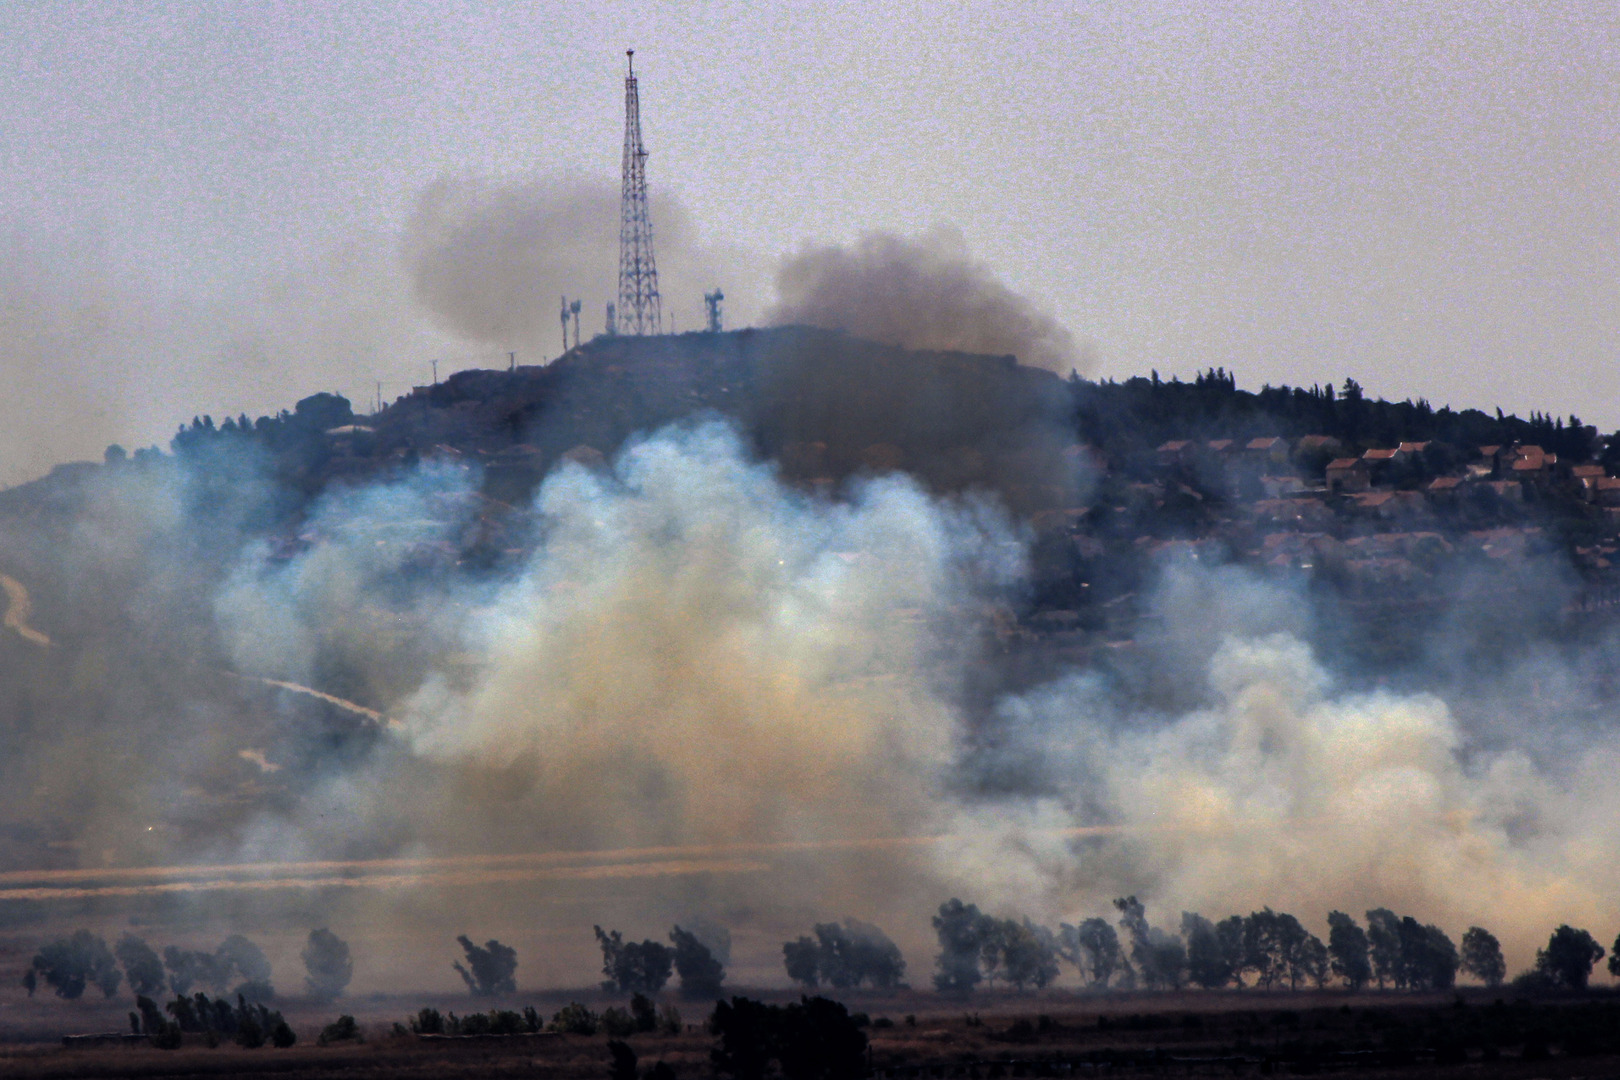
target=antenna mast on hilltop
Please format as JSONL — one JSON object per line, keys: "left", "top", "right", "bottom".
{"left": 617, "top": 49, "right": 661, "bottom": 335}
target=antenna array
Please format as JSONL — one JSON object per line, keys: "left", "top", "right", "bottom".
{"left": 617, "top": 50, "right": 662, "bottom": 335}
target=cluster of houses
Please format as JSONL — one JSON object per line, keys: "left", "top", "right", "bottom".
{"left": 1130, "top": 435, "right": 1620, "bottom": 592}
{"left": 1157, "top": 436, "right": 1618, "bottom": 510}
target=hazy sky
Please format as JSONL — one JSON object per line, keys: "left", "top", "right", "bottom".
{"left": 1, "top": 1, "right": 1616, "bottom": 485}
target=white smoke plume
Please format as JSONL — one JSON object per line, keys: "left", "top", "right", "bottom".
{"left": 765, "top": 227, "right": 1089, "bottom": 375}
{"left": 955, "top": 565, "right": 1620, "bottom": 973}
{"left": 8, "top": 417, "right": 1620, "bottom": 987}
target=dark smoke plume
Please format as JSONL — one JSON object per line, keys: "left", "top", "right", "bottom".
{"left": 401, "top": 172, "right": 754, "bottom": 355}
{"left": 765, "top": 227, "right": 1088, "bottom": 375}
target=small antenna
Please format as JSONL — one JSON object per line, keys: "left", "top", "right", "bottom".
{"left": 704, "top": 288, "right": 724, "bottom": 332}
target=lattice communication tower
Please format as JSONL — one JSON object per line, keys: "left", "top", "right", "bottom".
{"left": 617, "top": 50, "right": 661, "bottom": 335}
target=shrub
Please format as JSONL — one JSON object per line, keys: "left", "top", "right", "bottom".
{"left": 549, "top": 1001, "right": 599, "bottom": 1035}
{"left": 410, "top": 1007, "right": 446, "bottom": 1035}
{"left": 318, "top": 1014, "right": 363, "bottom": 1046}
{"left": 630, "top": 992, "right": 658, "bottom": 1033}
{"left": 608, "top": 1039, "right": 638, "bottom": 1080}
{"left": 601, "top": 1006, "right": 638, "bottom": 1037}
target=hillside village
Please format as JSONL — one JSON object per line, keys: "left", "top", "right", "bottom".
{"left": 12, "top": 330, "right": 1619, "bottom": 668}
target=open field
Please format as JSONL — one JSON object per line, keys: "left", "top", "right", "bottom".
{"left": 5, "top": 988, "right": 1620, "bottom": 1078}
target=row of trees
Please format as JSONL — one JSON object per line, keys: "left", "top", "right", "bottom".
{"left": 783, "top": 919, "right": 907, "bottom": 990}
{"left": 591, "top": 925, "right": 728, "bottom": 999}
{"left": 21, "top": 928, "right": 352, "bottom": 1003}
{"left": 448, "top": 924, "right": 733, "bottom": 1000}
{"left": 933, "top": 899, "right": 1619, "bottom": 996}
{"left": 129, "top": 990, "right": 297, "bottom": 1050}
{"left": 1071, "top": 369, "right": 1608, "bottom": 481}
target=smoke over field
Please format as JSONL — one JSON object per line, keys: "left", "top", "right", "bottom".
{"left": 3, "top": 387, "right": 1619, "bottom": 995}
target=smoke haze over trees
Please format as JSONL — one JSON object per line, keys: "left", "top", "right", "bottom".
{"left": 6, "top": 325, "right": 1620, "bottom": 996}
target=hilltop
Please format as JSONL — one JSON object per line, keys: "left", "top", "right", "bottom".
{"left": 4, "top": 327, "right": 1619, "bottom": 677}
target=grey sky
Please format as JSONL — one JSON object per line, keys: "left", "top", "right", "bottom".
{"left": 1, "top": 1, "right": 1615, "bottom": 486}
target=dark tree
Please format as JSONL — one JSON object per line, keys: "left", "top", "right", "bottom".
{"left": 807, "top": 919, "right": 905, "bottom": 990}
{"left": 1059, "top": 917, "right": 1124, "bottom": 987}
{"left": 608, "top": 1039, "right": 639, "bottom": 1080}
{"left": 783, "top": 935, "right": 821, "bottom": 988}
{"left": 776, "top": 996, "right": 869, "bottom": 1080}
{"left": 1112, "top": 897, "right": 1183, "bottom": 989}
{"left": 630, "top": 992, "right": 658, "bottom": 1033}
{"left": 116, "top": 934, "right": 167, "bottom": 997}
{"left": 1535, "top": 925, "right": 1605, "bottom": 990}
{"left": 1364, "top": 908, "right": 1402, "bottom": 988}
{"left": 1397, "top": 918, "right": 1458, "bottom": 990}
{"left": 710, "top": 996, "right": 777, "bottom": 1080}
{"left": 984, "top": 918, "right": 1059, "bottom": 990}
{"left": 452, "top": 935, "right": 517, "bottom": 996}
{"left": 28, "top": 930, "right": 122, "bottom": 1000}
{"left": 302, "top": 928, "right": 353, "bottom": 1002}
{"left": 596, "top": 926, "right": 674, "bottom": 994}
{"left": 931, "top": 898, "right": 992, "bottom": 995}
{"left": 1609, "top": 933, "right": 1620, "bottom": 980}
{"left": 670, "top": 925, "right": 725, "bottom": 999}
{"left": 1239, "top": 909, "right": 1288, "bottom": 990}
{"left": 1182, "top": 913, "right": 1233, "bottom": 989}
{"left": 1460, "top": 926, "right": 1506, "bottom": 988}
{"left": 709, "top": 995, "right": 866, "bottom": 1080}
{"left": 1327, "top": 911, "right": 1371, "bottom": 990}
{"left": 1215, "top": 916, "right": 1246, "bottom": 987}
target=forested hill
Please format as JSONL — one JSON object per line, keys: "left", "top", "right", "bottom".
{"left": 1073, "top": 368, "right": 1608, "bottom": 481}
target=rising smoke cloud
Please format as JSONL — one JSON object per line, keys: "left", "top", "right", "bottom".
{"left": 953, "top": 562, "right": 1620, "bottom": 970}
{"left": 402, "top": 173, "right": 758, "bottom": 356}
{"left": 196, "top": 424, "right": 1620, "bottom": 978}
{"left": 765, "top": 227, "right": 1089, "bottom": 375}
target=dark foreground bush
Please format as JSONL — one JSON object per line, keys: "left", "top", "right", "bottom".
{"left": 710, "top": 995, "right": 867, "bottom": 1080}
{"left": 318, "top": 1014, "right": 363, "bottom": 1045}
{"left": 160, "top": 991, "right": 293, "bottom": 1049}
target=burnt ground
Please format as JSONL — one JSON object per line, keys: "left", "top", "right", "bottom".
{"left": 4, "top": 988, "right": 1620, "bottom": 1078}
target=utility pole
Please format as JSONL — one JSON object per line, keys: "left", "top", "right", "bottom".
{"left": 508, "top": 351, "right": 516, "bottom": 373}
{"left": 560, "top": 296, "right": 571, "bottom": 355}
{"left": 704, "top": 289, "right": 724, "bottom": 332}
{"left": 570, "top": 299, "right": 582, "bottom": 348}
{"left": 617, "top": 49, "right": 661, "bottom": 335}
{"left": 431, "top": 359, "right": 439, "bottom": 385}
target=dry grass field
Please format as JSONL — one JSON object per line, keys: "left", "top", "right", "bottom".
{"left": 5, "top": 987, "right": 1620, "bottom": 1078}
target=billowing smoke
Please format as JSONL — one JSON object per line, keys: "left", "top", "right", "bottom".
{"left": 402, "top": 173, "right": 759, "bottom": 355}
{"left": 5, "top": 415, "right": 1620, "bottom": 988}
{"left": 765, "top": 227, "right": 1088, "bottom": 375}
{"left": 208, "top": 421, "right": 1022, "bottom": 915}
{"left": 968, "top": 621, "right": 1620, "bottom": 968}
